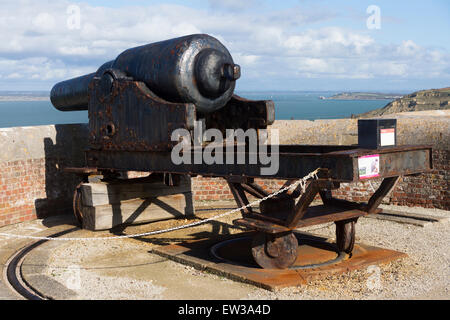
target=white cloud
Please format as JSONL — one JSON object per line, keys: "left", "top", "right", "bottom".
{"left": 0, "top": 0, "right": 448, "bottom": 90}
{"left": 236, "top": 54, "right": 260, "bottom": 65}
{"left": 396, "top": 40, "right": 420, "bottom": 57}
{"left": 58, "top": 46, "right": 90, "bottom": 56}
{"left": 6, "top": 73, "right": 22, "bottom": 79}
{"left": 32, "top": 12, "right": 57, "bottom": 33}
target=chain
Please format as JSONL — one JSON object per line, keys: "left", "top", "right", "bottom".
{"left": 0, "top": 169, "right": 320, "bottom": 241}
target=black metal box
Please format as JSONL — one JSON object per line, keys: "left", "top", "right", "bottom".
{"left": 358, "top": 119, "right": 397, "bottom": 149}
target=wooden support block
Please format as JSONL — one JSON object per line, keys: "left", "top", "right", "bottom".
{"left": 78, "top": 175, "right": 194, "bottom": 231}
{"left": 82, "top": 193, "right": 194, "bottom": 231}
{"left": 80, "top": 176, "right": 191, "bottom": 207}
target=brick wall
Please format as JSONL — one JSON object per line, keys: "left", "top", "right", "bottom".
{"left": 0, "top": 113, "right": 448, "bottom": 228}
{"left": 0, "top": 125, "right": 88, "bottom": 227}
{"left": 192, "top": 177, "right": 285, "bottom": 202}
{"left": 0, "top": 159, "right": 45, "bottom": 226}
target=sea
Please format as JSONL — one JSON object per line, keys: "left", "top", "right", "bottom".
{"left": 0, "top": 91, "right": 394, "bottom": 128}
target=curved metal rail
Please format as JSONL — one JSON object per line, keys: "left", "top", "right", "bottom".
{"left": 3, "top": 228, "right": 78, "bottom": 300}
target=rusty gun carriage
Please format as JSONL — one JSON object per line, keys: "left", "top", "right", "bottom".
{"left": 51, "top": 34, "right": 432, "bottom": 270}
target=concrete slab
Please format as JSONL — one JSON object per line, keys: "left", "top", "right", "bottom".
{"left": 152, "top": 231, "right": 407, "bottom": 291}
{"left": 0, "top": 252, "right": 22, "bottom": 300}
{"left": 363, "top": 209, "right": 449, "bottom": 227}
{"left": 24, "top": 275, "right": 77, "bottom": 299}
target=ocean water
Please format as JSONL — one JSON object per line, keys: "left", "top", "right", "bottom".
{"left": 239, "top": 91, "right": 392, "bottom": 120}
{"left": 0, "top": 92, "right": 392, "bottom": 128}
{"left": 0, "top": 100, "right": 88, "bottom": 128}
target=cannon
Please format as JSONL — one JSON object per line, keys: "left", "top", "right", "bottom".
{"left": 51, "top": 33, "right": 241, "bottom": 113}
{"left": 51, "top": 34, "right": 273, "bottom": 153}
{"left": 53, "top": 34, "right": 432, "bottom": 270}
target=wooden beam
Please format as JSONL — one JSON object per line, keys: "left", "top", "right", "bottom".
{"left": 285, "top": 181, "right": 319, "bottom": 228}
{"left": 226, "top": 180, "right": 252, "bottom": 215}
{"left": 80, "top": 177, "right": 191, "bottom": 207}
{"left": 241, "top": 183, "right": 269, "bottom": 199}
{"left": 366, "top": 176, "right": 401, "bottom": 214}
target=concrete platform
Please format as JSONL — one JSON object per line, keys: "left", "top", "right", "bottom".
{"left": 151, "top": 231, "right": 407, "bottom": 291}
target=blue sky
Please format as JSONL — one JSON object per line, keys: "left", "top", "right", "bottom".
{"left": 0, "top": 0, "right": 449, "bottom": 92}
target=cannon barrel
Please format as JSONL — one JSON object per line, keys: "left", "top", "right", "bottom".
{"left": 50, "top": 34, "right": 241, "bottom": 113}
{"left": 50, "top": 73, "right": 95, "bottom": 111}
{"left": 50, "top": 61, "right": 113, "bottom": 111}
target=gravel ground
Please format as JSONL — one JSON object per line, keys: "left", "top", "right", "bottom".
{"left": 27, "top": 204, "right": 449, "bottom": 300}
{"left": 43, "top": 240, "right": 168, "bottom": 300}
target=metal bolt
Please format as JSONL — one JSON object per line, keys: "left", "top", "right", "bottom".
{"left": 233, "top": 64, "right": 241, "bottom": 80}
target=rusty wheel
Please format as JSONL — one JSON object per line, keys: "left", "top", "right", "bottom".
{"left": 251, "top": 232, "right": 298, "bottom": 269}
{"left": 73, "top": 183, "right": 84, "bottom": 227}
{"left": 335, "top": 219, "right": 356, "bottom": 254}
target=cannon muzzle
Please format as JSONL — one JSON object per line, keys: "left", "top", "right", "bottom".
{"left": 50, "top": 73, "right": 93, "bottom": 111}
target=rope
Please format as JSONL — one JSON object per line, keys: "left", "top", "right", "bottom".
{"left": 0, "top": 169, "right": 320, "bottom": 241}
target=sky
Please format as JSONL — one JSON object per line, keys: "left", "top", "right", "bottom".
{"left": 0, "top": 0, "right": 449, "bottom": 92}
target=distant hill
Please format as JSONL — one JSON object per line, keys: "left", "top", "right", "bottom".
{"left": 0, "top": 91, "right": 50, "bottom": 102}
{"left": 321, "top": 92, "right": 403, "bottom": 100}
{"left": 354, "top": 87, "right": 450, "bottom": 118}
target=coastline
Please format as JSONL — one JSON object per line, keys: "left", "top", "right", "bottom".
{"left": 0, "top": 96, "right": 49, "bottom": 102}
{"left": 319, "top": 92, "right": 404, "bottom": 101}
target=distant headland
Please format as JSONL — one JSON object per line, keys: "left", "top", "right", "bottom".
{"left": 319, "top": 92, "right": 403, "bottom": 100}
{"left": 0, "top": 91, "right": 49, "bottom": 102}
{"left": 354, "top": 87, "right": 450, "bottom": 118}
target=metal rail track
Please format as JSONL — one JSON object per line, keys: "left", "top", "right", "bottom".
{"left": 3, "top": 228, "right": 78, "bottom": 300}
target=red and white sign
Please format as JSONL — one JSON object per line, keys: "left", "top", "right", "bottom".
{"left": 358, "top": 154, "right": 380, "bottom": 179}
{"left": 380, "top": 128, "right": 395, "bottom": 146}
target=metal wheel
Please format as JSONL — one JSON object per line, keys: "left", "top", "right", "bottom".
{"left": 251, "top": 232, "right": 298, "bottom": 269}
{"left": 73, "top": 183, "right": 84, "bottom": 227}
{"left": 335, "top": 219, "right": 356, "bottom": 254}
